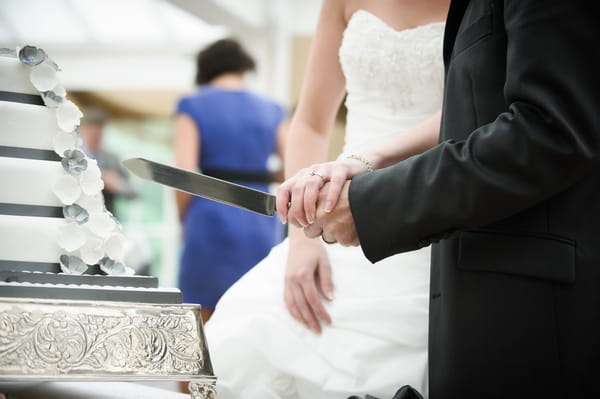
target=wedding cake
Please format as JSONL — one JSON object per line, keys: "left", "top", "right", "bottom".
{"left": 0, "top": 45, "right": 178, "bottom": 303}
{"left": 0, "top": 46, "right": 215, "bottom": 397}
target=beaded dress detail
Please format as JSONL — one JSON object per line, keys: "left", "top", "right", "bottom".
{"left": 205, "top": 10, "right": 445, "bottom": 399}
{"left": 339, "top": 10, "right": 444, "bottom": 155}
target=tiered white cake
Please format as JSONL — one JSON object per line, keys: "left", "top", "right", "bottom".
{"left": 0, "top": 45, "right": 178, "bottom": 302}
{"left": 0, "top": 45, "right": 131, "bottom": 273}
{"left": 0, "top": 46, "right": 215, "bottom": 398}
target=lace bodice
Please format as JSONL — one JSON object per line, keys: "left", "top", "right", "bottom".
{"left": 339, "top": 10, "right": 445, "bottom": 156}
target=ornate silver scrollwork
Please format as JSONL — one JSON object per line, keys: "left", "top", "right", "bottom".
{"left": 189, "top": 381, "right": 218, "bottom": 399}
{"left": 0, "top": 298, "right": 217, "bottom": 398}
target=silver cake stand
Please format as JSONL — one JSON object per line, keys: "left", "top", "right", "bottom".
{"left": 0, "top": 291, "right": 217, "bottom": 398}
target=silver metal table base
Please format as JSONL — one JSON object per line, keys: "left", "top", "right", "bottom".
{"left": 0, "top": 297, "right": 217, "bottom": 399}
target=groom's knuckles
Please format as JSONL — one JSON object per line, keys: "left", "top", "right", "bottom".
{"left": 336, "top": 225, "right": 358, "bottom": 246}
{"left": 304, "top": 223, "right": 322, "bottom": 239}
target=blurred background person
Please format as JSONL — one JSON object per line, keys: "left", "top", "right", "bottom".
{"left": 80, "top": 109, "right": 137, "bottom": 215}
{"left": 173, "top": 38, "right": 287, "bottom": 327}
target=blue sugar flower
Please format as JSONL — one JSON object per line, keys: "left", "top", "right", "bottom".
{"left": 59, "top": 254, "right": 88, "bottom": 274}
{"left": 63, "top": 204, "right": 90, "bottom": 224}
{"left": 61, "top": 149, "right": 88, "bottom": 175}
{"left": 18, "top": 45, "right": 47, "bottom": 67}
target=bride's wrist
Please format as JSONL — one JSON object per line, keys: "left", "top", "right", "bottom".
{"left": 346, "top": 153, "right": 375, "bottom": 173}
{"left": 290, "top": 231, "right": 322, "bottom": 247}
{"left": 363, "top": 151, "right": 383, "bottom": 170}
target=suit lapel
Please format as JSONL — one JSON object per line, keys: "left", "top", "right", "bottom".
{"left": 443, "top": 0, "right": 471, "bottom": 66}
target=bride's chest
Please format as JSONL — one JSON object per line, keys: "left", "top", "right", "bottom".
{"left": 339, "top": 10, "right": 445, "bottom": 106}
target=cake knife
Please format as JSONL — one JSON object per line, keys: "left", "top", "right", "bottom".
{"left": 122, "top": 157, "right": 277, "bottom": 216}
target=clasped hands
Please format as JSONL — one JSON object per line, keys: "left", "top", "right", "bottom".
{"left": 275, "top": 158, "right": 366, "bottom": 333}
{"left": 276, "top": 159, "right": 365, "bottom": 246}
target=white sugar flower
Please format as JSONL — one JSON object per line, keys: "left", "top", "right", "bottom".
{"left": 30, "top": 63, "right": 58, "bottom": 92}
{"left": 53, "top": 131, "right": 77, "bottom": 156}
{"left": 53, "top": 85, "right": 66, "bottom": 97}
{"left": 105, "top": 233, "right": 126, "bottom": 262}
{"left": 79, "top": 236, "right": 105, "bottom": 265}
{"left": 56, "top": 100, "right": 83, "bottom": 132}
{"left": 80, "top": 159, "right": 104, "bottom": 195}
{"left": 77, "top": 193, "right": 105, "bottom": 213}
{"left": 53, "top": 174, "right": 81, "bottom": 204}
{"left": 87, "top": 211, "right": 116, "bottom": 239}
{"left": 57, "top": 223, "right": 86, "bottom": 252}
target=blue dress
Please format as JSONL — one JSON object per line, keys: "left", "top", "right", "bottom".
{"left": 176, "top": 86, "right": 285, "bottom": 308}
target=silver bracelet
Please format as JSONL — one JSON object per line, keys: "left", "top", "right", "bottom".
{"left": 346, "top": 154, "right": 374, "bottom": 172}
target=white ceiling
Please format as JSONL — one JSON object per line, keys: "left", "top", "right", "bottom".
{"left": 0, "top": 0, "right": 228, "bottom": 52}
{"left": 0, "top": 0, "right": 321, "bottom": 101}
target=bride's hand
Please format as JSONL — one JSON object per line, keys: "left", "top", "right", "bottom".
{"left": 284, "top": 237, "right": 334, "bottom": 333}
{"left": 277, "top": 158, "right": 368, "bottom": 227}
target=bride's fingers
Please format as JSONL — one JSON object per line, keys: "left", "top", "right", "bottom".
{"left": 315, "top": 263, "right": 333, "bottom": 326}
{"left": 317, "top": 259, "right": 334, "bottom": 303}
{"left": 303, "top": 175, "right": 324, "bottom": 224}
{"left": 291, "top": 281, "right": 321, "bottom": 333}
{"left": 301, "top": 272, "right": 330, "bottom": 327}
{"left": 323, "top": 172, "right": 347, "bottom": 212}
{"left": 277, "top": 168, "right": 311, "bottom": 224}
{"left": 276, "top": 182, "right": 293, "bottom": 223}
{"left": 283, "top": 284, "right": 303, "bottom": 323}
{"left": 288, "top": 182, "right": 309, "bottom": 227}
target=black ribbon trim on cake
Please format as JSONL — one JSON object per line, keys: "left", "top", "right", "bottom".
{"left": 203, "top": 168, "right": 274, "bottom": 184}
{"left": 0, "top": 145, "right": 62, "bottom": 161}
{"left": 0, "top": 260, "right": 60, "bottom": 273}
{"left": 0, "top": 203, "right": 63, "bottom": 218}
{"left": 0, "top": 90, "right": 44, "bottom": 106}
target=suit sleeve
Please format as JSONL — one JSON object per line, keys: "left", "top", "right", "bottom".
{"left": 349, "top": 1, "right": 600, "bottom": 263}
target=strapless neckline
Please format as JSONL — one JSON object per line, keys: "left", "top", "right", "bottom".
{"left": 338, "top": 7, "right": 445, "bottom": 157}
{"left": 349, "top": 9, "right": 445, "bottom": 37}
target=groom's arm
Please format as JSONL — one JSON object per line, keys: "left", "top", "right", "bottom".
{"left": 349, "top": 1, "right": 600, "bottom": 263}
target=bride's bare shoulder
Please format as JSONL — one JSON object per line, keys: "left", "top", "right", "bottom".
{"left": 341, "top": 0, "right": 365, "bottom": 24}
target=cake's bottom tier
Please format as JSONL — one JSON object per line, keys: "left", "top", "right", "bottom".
{"left": 0, "top": 214, "right": 64, "bottom": 266}
{"left": 0, "top": 280, "right": 181, "bottom": 303}
{"left": 0, "top": 269, "right": 159, "bottom": 288}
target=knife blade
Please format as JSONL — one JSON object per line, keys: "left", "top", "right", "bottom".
{"left": 123, "top": 157, "right": 277, "bottom": 216}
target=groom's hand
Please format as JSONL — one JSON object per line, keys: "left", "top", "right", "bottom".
{"left": 304, "top": 181, "right": 360, "bottom": 246}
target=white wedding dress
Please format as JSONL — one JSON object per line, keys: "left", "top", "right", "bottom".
{"left": 206, "top": 10, "right": 444, "bottom": 399}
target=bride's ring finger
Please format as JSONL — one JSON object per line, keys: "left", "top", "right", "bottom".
{"left": 310, "top": 171, "right": 325, "bottom": 181}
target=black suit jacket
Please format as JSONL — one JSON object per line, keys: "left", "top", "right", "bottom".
{"left": 349, "top": 1, "right": 600, "bottom": 397}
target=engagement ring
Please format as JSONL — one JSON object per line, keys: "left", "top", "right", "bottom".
{"left": 311, "top": 171, "right": 325, "bottom": 181}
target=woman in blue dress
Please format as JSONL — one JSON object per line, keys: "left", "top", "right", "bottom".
{"left": 173, "top": 38, "right": 287, "bottom": 323}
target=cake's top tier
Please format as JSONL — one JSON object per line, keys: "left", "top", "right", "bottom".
{"left": 0, "top": 46, "right": 133, "bottom": 276}
{"left": 0, "top": 51, "right": 61, "bottom": 153}
{"left": 0, "top": 55, "right": 37, "bottom": 94}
